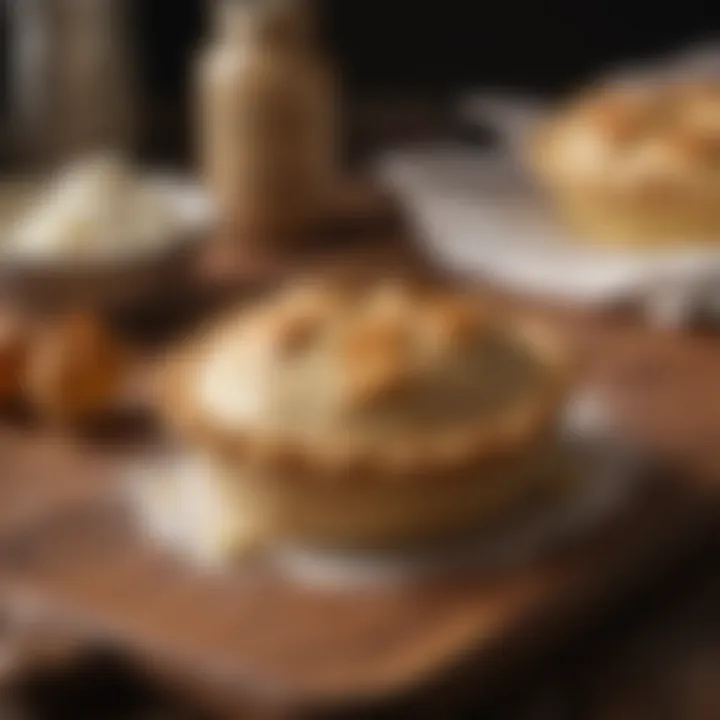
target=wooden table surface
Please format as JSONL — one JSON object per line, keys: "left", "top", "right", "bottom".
{"left": 4, "top": 109, "right": 720, "bottom": 717}
{"left": 0, "top": 223, "right": 717, "bottom": 719}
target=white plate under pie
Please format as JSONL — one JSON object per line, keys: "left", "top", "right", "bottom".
{"left": 126, "top": 394, "right": 642, "bottom": 590}
{"left": 377, "top": 42, "right": 720, "bottom": 326}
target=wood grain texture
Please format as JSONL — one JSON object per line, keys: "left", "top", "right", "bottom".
{"left": 0, "top": 209, "right": 718, "bottom": 716}
{"left": 0, "top": 469, "right": 712, "bottom": 714}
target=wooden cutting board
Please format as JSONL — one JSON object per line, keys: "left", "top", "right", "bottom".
{"left": 0, "top": 434, "right": 713, "bottom": 718}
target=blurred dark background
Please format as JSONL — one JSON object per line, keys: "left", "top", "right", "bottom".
{"left": 6, "top": 1, "right": 720, "bottom": 98}
{"left": 134, "top": 0, "right": 720, "bottom": 97}
{"left": 3, "top": 0, "right": 720, "bottom": 161}
{"left": 111, "top": 0, "right": 720, "bottom": 161}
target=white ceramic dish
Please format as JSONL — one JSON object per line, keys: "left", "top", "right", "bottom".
{"left": 378, "top": 41, "right": 720, "bottom": 326}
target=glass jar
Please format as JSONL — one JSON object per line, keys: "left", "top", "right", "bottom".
{"left": 197, "top": 0, "right": 338, "bottom": 244}
{"left": 7, "top": 0, "right": 138, "bottom": 168}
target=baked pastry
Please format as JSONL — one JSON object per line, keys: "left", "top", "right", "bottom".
{"left": 162, "top": 279, "right": 571, "bottom": 553}
{"left": 26, "top": 311, "right": 128, "bottom": 424}
{"left": 530, "top": 82, "right": 720, "bottom": 246}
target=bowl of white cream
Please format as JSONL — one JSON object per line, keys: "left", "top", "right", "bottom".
{"left": 0, "top": 155, "right": 215, "bottom": 311}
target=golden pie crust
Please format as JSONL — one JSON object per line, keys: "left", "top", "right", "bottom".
{"left": 160, "top": 279, "right": 572, "bottom": 550}
{"left": 530, "top": 82, "right": 720, "bottom": 246}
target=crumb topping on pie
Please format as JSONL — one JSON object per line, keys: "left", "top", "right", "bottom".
{"left": 164, "top": 280, "right": 567, "bottom": 481}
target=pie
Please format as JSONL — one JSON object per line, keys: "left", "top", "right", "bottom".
{"left": 530, "top": 82, "right": 720, "bottom": 246}
{"left": 160, "top": 279, "right": 571, "bottom": 553}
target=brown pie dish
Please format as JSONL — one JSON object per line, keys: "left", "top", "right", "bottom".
{"left": 161, "top": 279, "right": 572, "bottom": 553}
